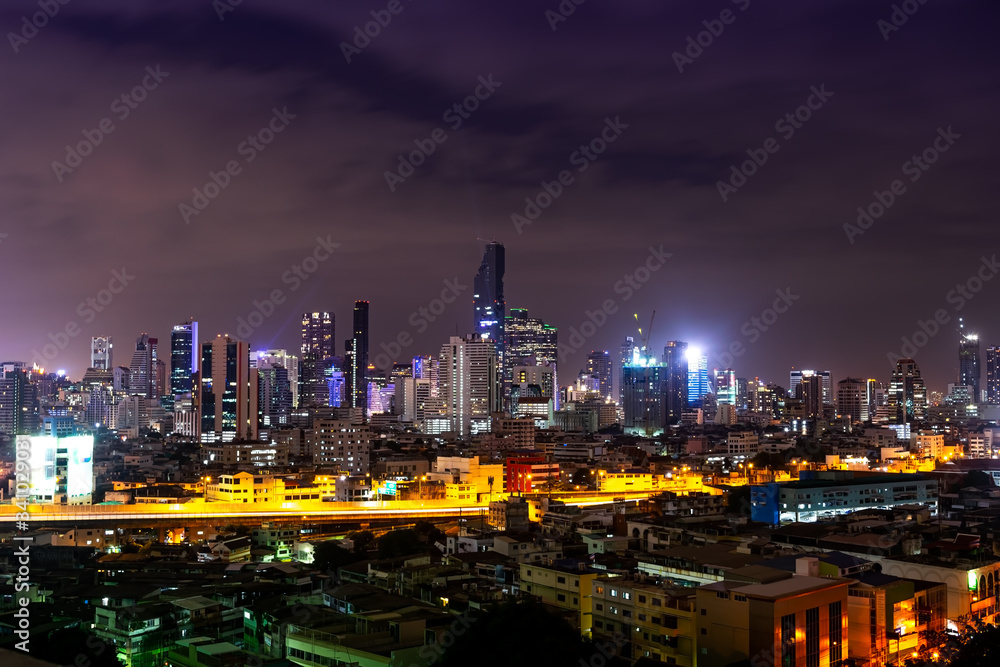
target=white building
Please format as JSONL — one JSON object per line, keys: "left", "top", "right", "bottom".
{"left": 19, "top": 434, "right": 94, "bottom": 505}
{"left": 438, "top": 336, "right": 499, "bottom": 437}
{"left": 727, "top": 431, "right": 758, "bottom": 456}
{"left": 309, "top": 420, "right": 372, "bottom": 474}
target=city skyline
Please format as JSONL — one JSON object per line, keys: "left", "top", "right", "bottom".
{"left": 3, "top": 0, "right": 999, "bottom": 395}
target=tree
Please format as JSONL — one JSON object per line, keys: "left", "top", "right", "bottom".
{"left": 378, "top": 529, "right": 425, "bottom": 558}
{"left": 438, "top": 598, "right": 629, "bottom": 667}
{"left": 347, "top": 529, "right": 375, "bottom": 553}
{"left": 313, "top": 540, "right": 363, "bottom": 573}
{"left": 903, "top": 620, "right": 1000, "bottom": 667}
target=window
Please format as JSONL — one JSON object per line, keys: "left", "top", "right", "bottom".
{"left": 701, "top": 628, "right": 707, "bottom": 635}
{"left": 595, "top": 620, "right": 604, "bottom": 629}
{"left": 652, "top": 598, "right": 662, "bottom": 607}
{"left": 557, "top": 576, "right": 566, "bottom": 584}
{"left": 639, "top": 613, "right": 647, "bottom": 621}
{"left": 526, "top": 570, "right": 531, "bottom": 576}
{"left": 639, "top": 595, "right": 647, "bottom": 603}
{"left": 781, "top": 613, "right": 796, "bottom": 667}
{"left": 557, "top": 594, "right": 566, "bottom": 602}
{"left": 596, "top": 603, "right": 603, "bottom": 611}
{"left": 701, "top": 608, "right": 707, "bottom": 616}
{"left": 596, "top": 586, "right": 604, "bottom": 594}
{"left": 734, "top": 594, "right": 747, "bottom": 602}
{"left": 611, "top": 589, "right": 618, "bottom": 597}
{"left": 623, "top": 609, "right": 632, "bottom": 618}
{"left": 806, "top": 607, "right": 820, "bottom": 667}
{"left": 829, "top": 601, "right": 843, "bottom": 667}
{"left": 610, "top": 607, "right": 618, "bottom": 615}
{"left": 623, "top": 592, "right": 632, "bottom": 600}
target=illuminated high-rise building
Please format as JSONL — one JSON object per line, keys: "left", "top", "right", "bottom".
{"left": 790, "top": 369, "right": 833, "bottom": 406}
{"left": 619, "top": 337, "right": 635, "bottom": 404}
{"left": 622, "top": 357, "right": 667, "bottom": 435}
{"left": 958, "top": 318, "right": 981, "bottom": 401}
{"left": 255, "top": 349, "right": 299, "bottom": 407}
{"left": 687, "top": 349, "right": 710, "bottom": 407}
{"left": 661, "top": 341, "right": 688, "bottom": 422}
{"left": 504, "top": 308, "right": 557, "bottom": 409}
{"left": 351, "top": 301, "right": 370, "bottom": 418}
{"left": 887, "top": 358, "right": 927, "bottom": 424}
{"left": 129, "top": 334, "right": 154, "bottom": 399}
{"left": 200, "top": 335, "right": 258, "bottom": 442}
{"left": 91, "top": 336, "right": 112, "bottom": 370}
{"left": 439, "top": 335, "right": 499, "bottom": 437}
{"left": 987, "top": 347, "right": 1000, "bottom": 405}
{"left": 714, "top": 368, "right": 737, "bottom": 406}
{"left": 836, "top": 377, "right": 868, "bottom": 423}
{"left": 300, "top": 312, "right": 334, "bottom": 408}
{"left": 170, "top": 321, "right": 198, "bottom": 398}
{"left": 586, "top": 350, "right": 613, "bottom": 399}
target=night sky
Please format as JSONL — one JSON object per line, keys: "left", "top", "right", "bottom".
{"left": 3, "top": 0, "right": 999, "bottom": 393}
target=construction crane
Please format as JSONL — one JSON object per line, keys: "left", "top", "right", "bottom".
{"left": 634, "top": 310, "right": 656, "bottom": 357}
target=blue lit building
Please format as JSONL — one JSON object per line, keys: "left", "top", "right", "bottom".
{"left": 687, "top": 352, "right": 710, "bottom": 407}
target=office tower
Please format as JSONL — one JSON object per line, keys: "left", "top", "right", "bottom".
{"left": 790, "top": 369, "right": 833, "bottom": 405}
{"left": 113, "top": 366, "right": 130, "bottom": 393}
{"left": 866, "top": 378, "right": 883, "bottom": 419}
{"left": 958, "top": 318, "right": 981, "bottom": 401}
{"left": 836, "top": 377, "right": 868, "bottom": 423}
{"left": 349, "top": 301, "right": 370, "bottom": 418}
{"left": 987, "top": 347, "right": 1000, "bottom": 405}
{"left": 687, "top": 351, "right": 710, "bottom": 407}
{"left": 258, "top": 363, "right": 292, "bottom": 427}
{"left": 736, "top": 377, "right": 748, "bottom": 410}
{"left": 200, "top": 335, "right": 258, "bottom": 442}
{"left": 154, "top": 359, "right": 167, "bottom": 398}
{"left": 91, "top": 336, "right": 112, "bottom": 370}
{"left": 439, "top": 336, "right": 499, "bottom": 437}
{"left": 660, "top": 341, "right": 688, "bottom": 423}
{"left": 129, "top": 334, "right": 153, "bottom": 399}
{"left": 586, "top": 350, "right": 613, "bottom": 399}
{"left": 254, "top": 349, "right": 299, "bottom": 407}
{"left": 412, "top": 355, "right": 431, "bottom": 380}
{"left": 300, "top": 312, "right": 334, "bottom": 408}
{"left": 621, "top": 360, "right": 667, "bottom": 435}
{"left": 714, "top": 368, "right": 737, "bottom": 406}
{"left": 0, "top": 366, "right": 32, "bottom": 436}
{"left": 170, "top": 321, "right": 198, "bottom": 399}
{"left": 512, "top": 364, "right": 556, "bottom": 401}
{"left": 473, "top": 240, "right": 505, "bottom": 344}
{"left": 887, "top": 358, "right": 927, "bottom": 424}
{"left": 619, "top": 337, "right": 636, "bottom": 404}
{"left": 504, "top": 307, "right": 558, "bottom": 407}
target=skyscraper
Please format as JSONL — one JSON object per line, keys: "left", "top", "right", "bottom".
{"left": 663, "top": 340, "right": 688, "bottom": 424}
{"left": 200, "top": 335, "right": 258, "bottom": 442}
{"left": 129, "top": 334, "right": 153, "bottom": 399}
{"left": 170, "top": 321, "right": 198, "bottom": 398}
{"left": 687, "top": 350, "right": 710, "bottom": 407}
{"left": 256, "top": 349, "right": 299, "bottom": 408}
{"left": 622, "top": 359, "right": 667, "bottom": 436}
{"left": 958, "top": 318, "right": 981, "bottom": 401}
{"left": 586, "top": 350, "right": 613, "bottom": 399}
{"left": 473, "top": 242, "right": 505, "bottom": 399}
{"left": 504, "top": 308, "right": 558, "bottom": 408}
{"left": 619, "top": 337, "right": 635, "bottom": 404}
{"left": 789, "top": 369, "right": 833, "bottom": 406}
{"left": 836, "top": 377, "right": 868, "bottom": 423}
{"left": 987, "top": 347, "right": 1000, "bottom": 405}
{"left": 714, "top": 368, "right": 737, "bottom": 406}
{"left": 90, "top": 336, "right": 112, "bottom": 370}
{"left": 438, "top": 335, "right": 498, "bottom": 437}
{"left": 300, "top": 312, "right": 334, "bottom": 408}
{"left": 352, "top": 301, "right": 370, "bottom": 418}
{"left": 888, "top": 358, "right": 927, "bottom": 424}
